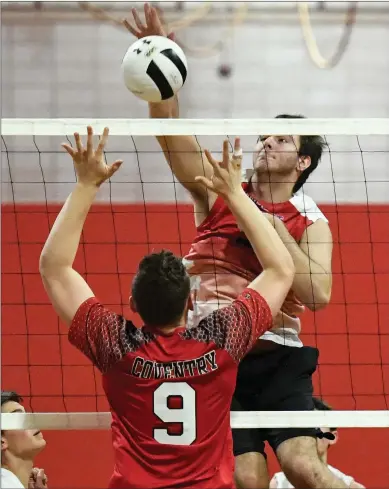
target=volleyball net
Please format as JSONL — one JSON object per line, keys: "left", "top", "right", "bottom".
{"left": 1, "top": 118, "right": 389, "bottom": 438}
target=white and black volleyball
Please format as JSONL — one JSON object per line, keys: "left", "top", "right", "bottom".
{"left": 122, "top": 36, "right": 188, "bottom": 103}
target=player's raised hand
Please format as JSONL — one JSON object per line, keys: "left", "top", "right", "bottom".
{"left": 123, "top": 3, "right": 176, "bottom": 41}
{"left": 195, "top": 138, "right": 243, "bottom": 198}
{"left": 62, "top": 126, "right": 123, "bottom": 188}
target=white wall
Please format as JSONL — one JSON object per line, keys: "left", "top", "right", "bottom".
{"left": 1, "top": 5, "right": 389, "bottom": 203}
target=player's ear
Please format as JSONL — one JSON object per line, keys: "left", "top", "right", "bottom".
{"left": 129, "top": 296, "right": 137, "bottom": 314}
{"left": 1, "top": 434, "right": 8, "bottom": 452}
{"left": 297, "top": 155, "right": 311, "bottom": 173}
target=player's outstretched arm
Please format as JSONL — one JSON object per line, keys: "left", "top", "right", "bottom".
{"left": 39, "top": 127, "right": 123, "bottom": 326}
{"left": 196, "top": 139, "right": 295, "bottom": 317}
{"left": 124, "top": 3, "right": 215, "bottom": 225}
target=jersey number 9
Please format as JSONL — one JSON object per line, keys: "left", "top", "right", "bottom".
{"left": 153, "top": 382, "right": 197, "bottom": 445}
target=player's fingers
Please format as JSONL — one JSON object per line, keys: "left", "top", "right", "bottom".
{"left": 32, "top": 468, "right": 42, "bottom": 485}
{"left": 167, "top": 32, "right": 176, "bottom": 42}
{"left": 204, "top": 149, "right": 222, "bottom": 176}
{"left": 74, "top": 132, "right": 83, "bottom": 154}
{"left": 145, "top": 3, "right": 153, "bottom": 26}
{"left": 39, "top": 469, "right": 48, "bottom": 486}
{"left": 221, "top": 140, "right": 231, "bottom": 167}
{"left": 108, "top": 160, "right": 123, "bottom": 178}
{"left": 86, "top": 126, "right": 93, "bottom": 156}
{"left": 194, "top": 176, "right": 214, "bottom": 190}
{"left": 150, "top": 6, "right": 164, "bottom": 34}
{"left": 96, "top": 127, "right": 109, "bottom": 158}
{"left": 232, "top": 138, "right": 243, "bottom": 165}
{"left": 61, "top": 144, "right": 75, "bottom": 158}
{"left": 122, "top": 19, "right": 139, "bottom": 37}
{"left": 233, "top": 137, "right": 242, "bottom": 157}
{"left": 132, "top": 8, "right": 145, "bottom": 32}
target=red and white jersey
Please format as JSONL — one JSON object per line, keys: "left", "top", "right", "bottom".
{"left": 184, "top": 183, "right": 328, "bottom": 347}
{"left": 68, "top": 288, "right": 272, "bottom": 489}
{"left": 271, "top": 466, "right": 356, "bottom": 488}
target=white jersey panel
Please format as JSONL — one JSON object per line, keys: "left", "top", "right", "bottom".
{"left": 1, "top": 469, "right": 25, "bottom": 489}
{"left": 289, "top": 191, "right": 328, "bottom": 224}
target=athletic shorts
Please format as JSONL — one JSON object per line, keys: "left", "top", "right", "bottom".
{"left": 231, "top": 344, "right": 319, "bottom": 457}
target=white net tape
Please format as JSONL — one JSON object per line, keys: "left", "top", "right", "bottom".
{"left": 2, "top": 410, "right": 389, "bottom": 431}
{"left": 2, "top": 117, "right": 389, "bottom": 136}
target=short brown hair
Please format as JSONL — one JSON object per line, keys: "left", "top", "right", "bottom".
{"left": 132, "top": 250, "right": 190, "bottom": 326}
{"left": 275, "top": 114, "right": 326, "bottom": 193}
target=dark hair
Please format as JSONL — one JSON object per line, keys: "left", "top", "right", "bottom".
{"left": 1, "top": 391, "right": 22, "bottom": 407}
{"left": 132, "top": 250, "right": 191, "bottom": 326}
{"left": 275, "top": 114, "right": 326, "bottom": 193}
{"left": 313, "top": 397, "right": 337, "bottom": 432}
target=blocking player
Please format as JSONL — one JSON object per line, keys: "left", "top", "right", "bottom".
{"left": 1, "top": 391, "right": 48, "bottom": 489}
{"left": 39, "top": 126, "right": 294, "bottom": 489}
{"left": 270, "top": 398, "right": 365, "bottom": 489}
{"left": 125, "top": 4, "right": 339, "bottom": 489}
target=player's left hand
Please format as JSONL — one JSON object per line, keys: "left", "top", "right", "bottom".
{"left": 28, "top": 468, "right": 48, "bottom": 489}
{"left": 195, "top": 138, "right": 243, "bottom": 198}
{"left": 62, "top": 126, "right": 123, "bottom": 188}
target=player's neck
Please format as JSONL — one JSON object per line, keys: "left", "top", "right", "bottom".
{"left": 320, "top": 451, "right": 328, "bottom": 464}
{"left": 154, "top": 317, "right": 187, "bottom": 334}
{"left": 250, "top": 174, "right": 295, "bottom": 204}
{"left": 2, "top": 457, "right": 33, "bottom": 488}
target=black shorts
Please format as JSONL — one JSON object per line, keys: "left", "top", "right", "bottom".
{"left": 231, "top": 345, "right": 319, "bottom": 457}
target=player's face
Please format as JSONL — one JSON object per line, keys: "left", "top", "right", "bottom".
{"left": 252, "top": 134, "right": 301, "bottom": 175}
{"left": 1, "top": 401, "right": 46, "bottom": 460}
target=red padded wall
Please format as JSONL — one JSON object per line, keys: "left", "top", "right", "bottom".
{"left": 2, "top": 202, "right": 389, "bottom": 488}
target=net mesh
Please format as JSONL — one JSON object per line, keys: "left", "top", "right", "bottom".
{"left": 1, "top": 118, "right": 389, "bottom": 487}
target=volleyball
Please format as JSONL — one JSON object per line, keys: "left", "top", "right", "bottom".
{"left": 122, "top": 36, "right": 188, "bottom": 103}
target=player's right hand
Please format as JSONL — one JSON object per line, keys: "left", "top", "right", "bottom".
{"left": 62, "top": 126, "right": 123, "bottom": 188}
{"left": 195, "top": 138, "right": 244, "bottom": 199}
{"left": 123, "top": 3, "right": 175, "bottom": 41}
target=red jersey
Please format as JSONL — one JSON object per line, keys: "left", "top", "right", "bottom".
{"left": 68, "top": 288, "right": 272, "bottom": 489}
{"left": 184, "top": 184, "right": 327, "bottom": 345}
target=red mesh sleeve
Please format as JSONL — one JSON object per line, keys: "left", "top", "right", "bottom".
{"left": 214, "top": 288, "right": 272, "bottom": 362}
{"left": 68, "top": 298, "right": 131, "bottom": 373}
